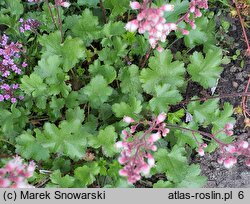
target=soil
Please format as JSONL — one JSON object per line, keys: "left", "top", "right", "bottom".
{"left": 193, "top": 14, "right": 250, "bottom": 188}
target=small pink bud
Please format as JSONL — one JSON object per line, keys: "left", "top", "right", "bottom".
{"left": 5, "top": 162, "right": 16, "bottom": 172}
{"left": 169, "top": 23, "right": 177, "bottom": 30}
{"left": 118, "top": 157, "right": 127, "bottom": 164}
{"left": 217, "top": 157, "right": 224, "bottom": 164}
{"left": 141, "top": 164, "right": 150, "bottom": 175}
{"left": 122, "top": 130, "right": 129, "bottom": 138}
{"left": 202, "top": 143, "right": 207, "bottom": 148}
{"left": 151, "top": 145, "right": 157, "bottom": 151}
{"left": 182, "top": 29, "right": 189, "bottom": 35}
{"left": 60, "top": 2, "right": 70, "bottom": 8}
{"left": 148, "top": 132, "right": 161, "bottom": 143}
{"left": 157, "top": 45, "right": 163, "bottom": 53}
{"left": 123, "top": 116, "right": 135, "bottom": 123}
{"left": 224, "top": 158, "right": 234, "bottom": 169}
{"left": 130, "top": 1, "right": 141, "bottom": 10}
{"left": 225, "top": 145, "right": 236, "bottom": 153}
{"left": 119, "top": 169, "right": 128, "bottom": 176}
{"left": 225, "top": 123, "right": 233, "bottom": 130}
{"left": 147, "top": 154, "right": 155, "bottom": 167}
{"left": 0, "top": 178, "right": 11, "bottom": 188}
{"left": 194, "top": 10, "right": 202, "bottom": 18}
{"left": 190, "top": 6, "right": 195, "bottom": 13}
{"left": 225, "top": 130, "right": 233, "bottom": 136}
{"left": 162, "top": 128, "right": 170, "bottom": 137}
{"left": 27, "top": 161, "right": 35, "bottom": 172}
{"left": 156, "top": 112, "right": 166, "bottom": 124}
{"left": 239, "top": 141, "right": 249, "bottom": 149}
{"left": 130, "top": 125, "right": 137, "bottom": 133}
{"left": 246, "top": 159, "right": 250, "bottom": 167}
{"left": 198, "top": 147, "right": 204, "bottom": 156}
{"left": 125, "top": 20, "right": 139, "bottom": 32}
{"left": 115, "top": 141, "right": 124, "bottom": 149}
{"left": 232, "top": 157, "right": 237, "bottom": 164}
{"left": 137, "top": 12, "right": 145, "bottom": 21}
{"left": 160, "top": 4, "right": 174, "bottom": 12}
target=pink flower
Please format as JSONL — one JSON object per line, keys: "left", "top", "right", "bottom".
{"left": 125, "top": 20, "right": 139, "bottom": 32}
{"left": 239, "top": 141, "right": 249, "bottom": 149}
{"left": 130, "top": 1, "right": 141, "bottom": 10}
{"left": 225, "top": 145, "right": 236, "bottom": 153}
{"left": 119, "top": 169, "right": 128, "bottom": 176}
{"left": 217, "top": 157, "right": 225, "bottom": 164}
{"left": 156, "top": 112, "right": 166, "bottom": 124}
{"left": 160, "top": 4, "right": 174, "bottom": 12}
{"left": 198, "top": 147, "right": 204, "bottom": 156}
{"left": 0, "top": 156, "right": 35, "bottom": 188}
{"left": 246, "top": 159, "right": 250, "bottom": 167}
{"left": 225, "top": 123, "right": 233, "bottom": 130}
{"left": 60, "top": 1, "right": 70, "bottom": 8}
{"left": 141, "top": 164, "right": 150, "bottom": 175}
{"left": 162, "top": 128, "right": 170, "bottom": 137}
{"left": 148, "top": 132, "right": 161, "bottom": 143}
{"left": 123, "top": 116, "right": 135, "bottom": 123}
{"left": 157, "top": 45, "right": 164, "bottom": 52}
{"left": 182, "top": 29, "right": 189, "bottom": 35}
{"left": 223, "top": 158, "right": 235, "bottom": 169}
{"left": 115, "top": 141, "right": 124, "bottom": 149}
{"left": 147, "top": 154, "right": 155, "bottom": 167}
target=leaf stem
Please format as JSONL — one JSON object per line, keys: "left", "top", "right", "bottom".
{"left": 178, "top": 91, "right": 250, "bottom": 105}
{"left": 165, "top": 124, "right": 227, "bottom": 146}
{"left": 139, "top": 47, "right": 152, "bottom": 68}
{"left": 0, "top": 138, "right": 15, "bottom": 147}
{"left": 99, "top": 0, "right": 107, "bottom": 24}
{"left": 55, "top": 1, "right": 64, "bottom": 42}
{"left": 233, "top": 0, "right": 250, "bottom": 55}
{"left": 45, "top": 0, "right": 58, "bottom": 29}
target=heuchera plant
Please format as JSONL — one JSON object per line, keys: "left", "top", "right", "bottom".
{"left": 0, "top": 0, "right": 249, "bottom": 188}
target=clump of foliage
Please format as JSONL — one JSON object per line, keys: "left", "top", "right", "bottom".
{"left": 0, "top": 0, "right": 249, "bottom": 188}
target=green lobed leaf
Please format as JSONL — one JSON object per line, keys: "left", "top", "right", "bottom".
{"left": 112, "top": 97, "right": 142, "bottom": 119}
{"left": 140, "top": 49, "right": 185, "bottom": 94}
{"left": 74, "top": 162, "right": 100, "bottom": 187}
{"left": 89, "top": 60, "right": 117, "bottom": 84}
{"left": 80, "top": 75, "right": 113, "bottom": 109}
{"left": 66, "top": 9, "right": 101, "bottom": 46}
{"left": 187, "top": 48, "right": 223, "bottom": 88}
{"left": 16, "top": 132, "right": 50, "bottom": 161}
{"left": 118, "top": 65, "right": 143, "bottom": 96}
{"left": 36, "top": 120, "right": 89, "bottom": 160}
{"left": 39, "top": 31, "right": 86, "bottom": 71}
{"left": 155, "top": 146, "right": 206, "bottom": 187}
{"left": 50, "top": 170, "right": 75, "bottom": 188}
{"left": 89, "top": 126, "right": 118, "bottom": 157}
{"left": 149, "top": 84, "right": 183, "bottom": 113}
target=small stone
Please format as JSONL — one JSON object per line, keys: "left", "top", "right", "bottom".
{"left": 230, "top": 66, "right": 237, "bottom": 73}
{"left": 232, "top": 81, "right": 239, "bottom": 88}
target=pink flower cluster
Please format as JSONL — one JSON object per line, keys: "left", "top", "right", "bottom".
{"left": 0, "top": 156, "right": 35, "bottom": 188}
{"left": 116, "top": 113, "right": 169, "bottom": 184}
{"left": 19, "top": 18, "right": 40, "bottom": 33}
{"left": 182, "top": 0, "right": 208, "bottom": 30}
{"left": 0, "top": 34, "right": 25, "bottom": 103}
{"left": 195, "top": 123, "right": 250, "bottom": 169}
{"left": 125, "top": 0, "right": 208, "bottom": 51}
{"left": 218, "top": 139, "right": 250, "bottom": 169}
{"left": 125, "top": 1, "right": 176, "bottom": 51}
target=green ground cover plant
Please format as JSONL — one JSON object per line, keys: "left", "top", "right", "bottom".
{"left": 0, "top": 0, "right": 249, "bottom": 188}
